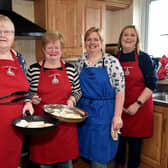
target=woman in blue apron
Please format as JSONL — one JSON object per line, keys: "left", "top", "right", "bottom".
{"left": 76, "top": 27, "right": 125, "bottom": 168}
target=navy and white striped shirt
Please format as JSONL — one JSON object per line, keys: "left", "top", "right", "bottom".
{"left": 27, "top": 61, "right": 81, "bottom": 102}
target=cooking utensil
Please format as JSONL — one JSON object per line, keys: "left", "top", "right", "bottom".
{"left": 0, "top": 96, "right": 27, "bottom": 104}
{"left": 12, "top": 112, "right": 59, "bottom": 135}
{"left": 0, "top": 91, "right": 27, "bottom": 99}
{"left": 43, "top": 104, "right": 88, "bottom": 123}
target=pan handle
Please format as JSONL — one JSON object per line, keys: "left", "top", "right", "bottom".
{"left": 25, "top": 110, "right": 31, "bottom": 116}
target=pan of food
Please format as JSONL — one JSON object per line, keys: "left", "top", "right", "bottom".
{"left": 43, "top": 104, "right": 88, "bottom": 123}
{"left": 12, "top": 111, "right": 59, "bottom": 135}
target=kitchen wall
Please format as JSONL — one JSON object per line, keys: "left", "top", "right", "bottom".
{"left": 12, "top": 0, "right": 36, "bottom": 68}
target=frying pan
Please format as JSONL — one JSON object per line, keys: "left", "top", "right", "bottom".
{"left": 12, "top": 111, "right": 59, "bottom": 136}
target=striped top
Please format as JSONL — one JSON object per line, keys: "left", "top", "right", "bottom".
{"left": 27, "top": 61, "right": 81, "bottom": 102}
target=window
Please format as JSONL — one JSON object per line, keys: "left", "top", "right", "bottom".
{"left": 148, "top": 0, "right": 168, "bottom": 58}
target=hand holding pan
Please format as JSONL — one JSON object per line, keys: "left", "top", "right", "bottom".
{"left": 25, "top": 110, "right": 31, "bottom": 116}
{"left": 12, "top": 110, "right": 59, "bottom": 135}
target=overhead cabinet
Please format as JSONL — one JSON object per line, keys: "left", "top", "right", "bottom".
{"left": 34, "top": 0, "right": 105, "bottom": 61}
{"left": 97, "top": 0, "right": 132, "bottom": 10}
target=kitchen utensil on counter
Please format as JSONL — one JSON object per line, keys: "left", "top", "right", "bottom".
{"left": 43, "top": 104, "right": 88, "bottom": 123}
{"left": 12, "top": 111, "right": 59, "bottom": 135}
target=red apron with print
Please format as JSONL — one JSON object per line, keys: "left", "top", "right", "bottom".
{"left": 118, "top": 51, "right": 153, "bottom": 137}
{"left": 0, "top": 50, "right": 29, "bottom": 168}
{"left": 29, "top": 60, "right": 79, "bottom": 164}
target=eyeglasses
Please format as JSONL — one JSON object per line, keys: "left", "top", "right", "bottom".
{"left": 0, "top": 30, "right": 14, "bottom": 36}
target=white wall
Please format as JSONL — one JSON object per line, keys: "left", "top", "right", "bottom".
{"left": 105, "top": 5, "right": 133, "bottom": 44}
{"left": 133, "top": 0, "right": 150, "bottom": 51}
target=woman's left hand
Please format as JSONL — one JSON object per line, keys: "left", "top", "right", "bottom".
{"left": 22, "top": 100, "right": 34, "bottom": 116}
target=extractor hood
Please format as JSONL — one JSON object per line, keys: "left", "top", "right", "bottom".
{"left": 0, "top": 0, "right": 46, "bottom": 38}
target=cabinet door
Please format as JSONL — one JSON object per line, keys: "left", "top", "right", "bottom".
{"left": 64, "top": 0, "right": 106, "bottom": 60}
{"left": 47, "top": 0, "right": 83, "bottom": 58}
{"left": 83, "top": 0, "right": 105, "bottom": 42}
{"left": 34, "top": 0, "right": 83, "bottom": 60}
{"left": 140, "top": 105, "right": 167, "bottom": 168}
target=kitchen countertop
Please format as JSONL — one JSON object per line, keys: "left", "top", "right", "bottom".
{"left": 153, "top": 92, "right": 168, "bottom": 107}
{"left": 153, "top": 99, "right": 168, "bottom": 107}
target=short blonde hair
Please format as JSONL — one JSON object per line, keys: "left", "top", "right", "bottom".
{"left": 41, "top": 31, "right": 64, "bottom": 49}
{"left": 84, "top": 27, "right": 103, "bottom": 42}
{"left": 0, "top": 14, "right": 15, "bottom": 32}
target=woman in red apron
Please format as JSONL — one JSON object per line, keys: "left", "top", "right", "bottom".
{"left": 28, "top": 31, "right": 81, "bottom": 168}
{"left": 0, "top": 15, "right": 34, "bottom": 168}
{"left": 115, "top": 25, "right": 157, "bottom": 168}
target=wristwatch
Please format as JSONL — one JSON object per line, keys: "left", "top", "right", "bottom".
{"left": 136, "top": 100, "right": 143, "bottom": 106}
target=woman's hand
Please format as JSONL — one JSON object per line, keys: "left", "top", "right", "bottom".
{"left": 66, "top": 96, "right": 76, "bottom": 108}
{"left": 32, "top": 94, "right": 41, "bottom": 105}
{"left": 124, "top": 102, "right": 140, "bottom": 116}
{"left": 22, "top": 100, "right": 34, "bottom": 116}
{"left": 124, "top": 87, "right": 152, "bottom": 116}
{"left": 111, "top": 115, "right": 123, "bottom": 140}
{"left": 111, "top": 115, "right": 123, "bottom": 131}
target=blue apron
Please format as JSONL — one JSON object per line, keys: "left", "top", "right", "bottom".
{"left": 77, "top": 60, "right": 118, "bottom": 163}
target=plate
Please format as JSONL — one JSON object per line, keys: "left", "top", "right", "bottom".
{"left": 12, "top": 115, "right": 59, "bottom": 135}
{"left": 43, "top": 104, "right": 88, "bottom": 123}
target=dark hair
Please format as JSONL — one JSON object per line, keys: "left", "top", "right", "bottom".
{"left": 116, "top": 25, "right": 140, "bottom": 55}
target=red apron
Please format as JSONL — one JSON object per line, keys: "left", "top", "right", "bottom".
{"left": 29, "top": 60, "right": 79, "bottom": 164}
{"left": 118, "top": 51, "right": 153, "bottom": 137}
{"left": 0, "top": 50, "right": 29, "bottom": 168}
